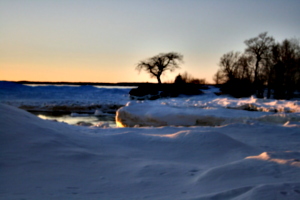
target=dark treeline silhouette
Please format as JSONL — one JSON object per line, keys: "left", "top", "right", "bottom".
{"left": 214, "top": 32, "right": 300, "bottom": 99}
{"left": 174, "top": 71, "right": 206, "bottom": 85}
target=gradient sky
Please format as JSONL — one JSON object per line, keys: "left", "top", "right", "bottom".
{"left": 1, "top": 0, "right": 300, "bottom": 83}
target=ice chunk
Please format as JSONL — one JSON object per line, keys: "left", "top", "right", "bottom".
{"left": 116, "top": 101, "right": 272, "bottom": 127}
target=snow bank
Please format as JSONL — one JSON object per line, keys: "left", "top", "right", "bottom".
{"left": 116, "top": 101, "right": 300, "bottom": 127}
{"left": 1, "top": 103, "right": 300, "bottom": 200}
{"left": 159, "top": 91, "right": 300, "bottom": 113}
{"left": 116, "top": 86, "right": 300, "bottom": 127}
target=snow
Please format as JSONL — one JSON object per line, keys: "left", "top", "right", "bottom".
{"left": 1, "top": 81, "right": 300, "bottom": 199}
{"left": 116, "top": 88, "right": 300, "bottom": 127}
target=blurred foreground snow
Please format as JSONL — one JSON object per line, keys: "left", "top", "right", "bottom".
{"left": 1, "top": 103, "right": 299, "bottom": 200}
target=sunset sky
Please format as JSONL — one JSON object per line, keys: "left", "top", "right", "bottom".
{"left": 1, "top": 0, "right": 300, "bottom": 83}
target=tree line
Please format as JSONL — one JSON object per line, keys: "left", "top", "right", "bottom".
{"left": 135, "top": 32, "right": 299, "bottom": 99}
{"left": 214, "top": 32, "right": 300, "bottom": 99}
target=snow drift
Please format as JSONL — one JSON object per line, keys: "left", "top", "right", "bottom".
{"left": 1, "top": 103, "right": 300, "bottom": 200}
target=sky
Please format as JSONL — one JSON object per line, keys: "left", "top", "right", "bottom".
{"left": 1, "top": 0, "right": 300, "bottom": 84}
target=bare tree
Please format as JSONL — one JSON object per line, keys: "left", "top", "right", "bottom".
{"left": 218, "top": 51, "right": 240, "bottom": 81}
{"left": 213, "top": 70, "right": 224, "bottom": 85}
{"left": 244, "top": 32, "right": 275, "bottom": 86}
{"left": 215, "top": 32, "right": 299, "bottom": 99}
{"left": 136, "top": 52, "right": 183, "bottom": 84}
{"left": 271, "top": 39, "right": 300, "bottom": 98}
{"left": 235, "top": 54, "right": 254, "bottom": 81}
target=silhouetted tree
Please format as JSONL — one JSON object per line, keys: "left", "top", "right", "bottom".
{"left": 216, "top": 51, "right": 254, "bottom": 97}
{"left": 218, "top": 51, "right": 241, "bottom": 82}
{"left": 180, "top": 71, "right": 194, "bottom": 83}
{"left": 174, "top": 74, "right": 185, "bottom": 84}
{"left": 190, "top": 78, "right": 206, "bottom": 85}
{"left": 175, "top": 71, "right": 206, "bottom": 85}
{"left": 270, "top": 39, "right": 300, "bottom": 99}
{"left": 235, "top": 54, "right": 254, "bottom": 81}
{"left": 213, "top": 70, "right": 225, "bottom": 85}
{"left": 136, "top": 52, "right": 183, "bottom": 84}
{"left": 244, "top": 32, "right": 275, "bottom": 97}
{"left": 215, "top": 32, "right": 300, "bottom": 99}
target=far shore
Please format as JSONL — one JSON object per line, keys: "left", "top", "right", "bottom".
{"left": 13, "top": 81, "right": 155, "bottom": 87}
{"left": 9, "top": 80, "right": 214, "bottom": 87}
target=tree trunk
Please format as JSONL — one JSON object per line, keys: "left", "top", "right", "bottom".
{"left": 254, "top": 57, "right": 261, "bottom": 97}
{"left": 157, "top": 76, "right": 162, "bottom": 84}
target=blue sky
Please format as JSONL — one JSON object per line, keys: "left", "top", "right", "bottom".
{"left": 1, "top": 0, "right": 299, "bottom": 83}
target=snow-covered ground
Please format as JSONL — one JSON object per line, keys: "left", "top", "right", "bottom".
{"left": 1, "top": 81, "right": 300, "bottom": 199}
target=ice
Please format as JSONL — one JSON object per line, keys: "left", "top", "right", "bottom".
{"left": 116, "top": 100, "right": 300, "bottom": 127}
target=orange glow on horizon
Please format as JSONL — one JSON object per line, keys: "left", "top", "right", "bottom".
{"left": 1, "top": 63, "right": 213, "bottom": 83}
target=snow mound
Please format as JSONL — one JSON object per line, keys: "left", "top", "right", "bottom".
{"left": 116, "top": 101, "right": 293, "bottom": 127}
{"left": 105, "top": 129, "right": 259, "bottom": 165}
{"left": 195, "top": 156, "right": 300, "bottom": 195}
{"left": 191, "top": 183, "right": 300, "bottom": 200}
{"left": 233, "top": 182, "right": 300, "bottom": 200}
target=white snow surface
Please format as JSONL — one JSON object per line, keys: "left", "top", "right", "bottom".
{"left": 1, "top": 103, "right": 300, "bottom": 200}
{"left": 115, "top": 86, "right": 300, "bottom": 127}
{"left": 1, "top": 81, "right": 300, "bottom": 199}
{"left": 116, "top": 101, "right": 300, "bottom": 127}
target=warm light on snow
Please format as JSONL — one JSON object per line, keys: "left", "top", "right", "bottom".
{"left": 246, "top": 152, "right": 300, "bottom": 167}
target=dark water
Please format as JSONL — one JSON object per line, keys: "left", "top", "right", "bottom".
{"left": 30, "top": 111, "right": 117, "bottom": 127}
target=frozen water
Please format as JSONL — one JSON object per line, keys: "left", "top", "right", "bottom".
{"left": 1, "top": 81, "right": 299, "bottom": 127}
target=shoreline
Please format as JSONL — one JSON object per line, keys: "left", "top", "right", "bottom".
{"left": 13, "top": 81, "right": 157, "bottom": 87}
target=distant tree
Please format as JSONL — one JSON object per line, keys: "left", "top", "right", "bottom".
{"left": 136, "top": 52, "right": 183, "bottom": 84}
{"left": 213, "top": 70, "right": 225, "bottom": 85}
{"left": 190, "top": 78, "right": 206, "bottom": 85}
{"left": 270, "top": 39, "right": 300, "bottom": 99}
{"left": 215, "top": 32, "right": 299, "bottom": 99}
{"left": 180, "top": 71, "right": 194, "bottom": 83}
{"left": 175, "top": 71, "right": 206, "bottom": 85}
{"left": 235, "top": 54, "right": 254, "bottom": 81}
{"left": 217, "top": 51, "right": 254, "bottom": 97}
{"left": 218, "top": 51, "right": 241, "bottom": 82}
{"left": 244, "top": 32, "right": 275, "bottom": 97}
{"left": 174, "top": 74, "right": 185, "bottom": 84}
